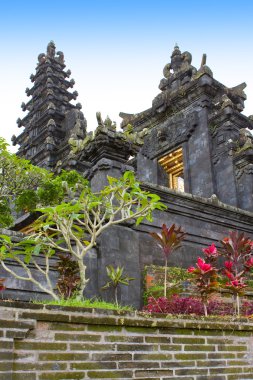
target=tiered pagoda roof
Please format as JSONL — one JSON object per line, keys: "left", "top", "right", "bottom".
{"left": 12, "top": 41, "right": 86, "bottom": 169}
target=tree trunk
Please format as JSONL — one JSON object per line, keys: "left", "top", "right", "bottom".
{"left": 164, "top": 259, "right": 167, "bottom": 297}
{"left": 76, "top": 258, "right": 88, "bottom": 300}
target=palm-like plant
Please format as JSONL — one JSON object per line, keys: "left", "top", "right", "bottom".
{"left": 102, "top": 265, "right": 134, "bottom": 306}
{"left": 150, "top": 224, "right": 186, "bottom": 297}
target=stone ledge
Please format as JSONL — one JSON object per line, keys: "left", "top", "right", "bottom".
{"left": 1, "top": 301, "right": 253, "bottom": 332}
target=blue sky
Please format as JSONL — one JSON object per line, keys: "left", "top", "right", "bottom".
{"left": 1, "top": 0, "right": 253, "bottom": 150}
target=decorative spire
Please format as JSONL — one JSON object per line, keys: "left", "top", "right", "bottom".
{"left": 14, "top": 42, "right": 86, "bottom": 169}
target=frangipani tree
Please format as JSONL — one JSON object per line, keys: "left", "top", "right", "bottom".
{"left": 0, "top": 171, "right": 166, "bottom": 300}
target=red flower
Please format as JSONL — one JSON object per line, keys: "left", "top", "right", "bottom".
{"left": 187, "top": 266, "right": 195, "bottom": 273}
{"left": 245, "top": 257, "right": 253, "bottom": 268}
{"left": 196, "top": 257, "right": 212, "bottom": 273}
{"left": 226, "top": 279, "right": 247, "bottom": 289}
{"left": 202, "top": 243, "right": 218, "bottom": 258}
{"left": 224, "top": 270, "right": 234, "bottom": 280}
{"left": 224, "top": 261, "right": 233, "bottom": 271}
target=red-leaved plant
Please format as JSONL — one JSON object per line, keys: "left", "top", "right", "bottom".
{"left": 188, "top": 255, "right": 218, "bottom": 316}
{"left": 219, "top": 231, "right": 253, "bottom": 315}
{"left": 144, "top": 295, "right": 253, "bottom": 316}
{"left": 0, "top": 278, "right": 5, "bottom": 292}
{"left": 150, "top": 224, "right": 186, "bottom": 296}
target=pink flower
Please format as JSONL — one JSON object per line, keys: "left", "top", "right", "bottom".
{"left": 197, "top": 257, "right": 212, "bottom": 273}
{"left": 187, "top": 266, "right": 195, "bottom": 273}
{"left": 224, "top": 261, "right": 233, "bottom": 271}
{"left": 202, "top": 243, "right": 218, "bottom": 258}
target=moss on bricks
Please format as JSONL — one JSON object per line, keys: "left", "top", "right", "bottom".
{"left": 125, "top": 326, "right": 157, "bottom": 334}
{"left": 87, "top": 324, "right": 122, "bottom": 332}
{"left": 196, "top": 360, "right": 227, "bottom": 367}
{"left": 0, "top": 352, "right": 13, "bottom": 361}
{"left": 71, "top": 315, "right": 117, "bottom": 325}
{"left": 175, "top": 353, "right": 207, "bottom": 360}
{"left": 173, "top": 337, "right": 205, "bottom": 344}
{"left": 227, "top": 375, "right": 253, "bottom": 380}
{"left": 159, "top": 328, "right": 193, "bottom": 335}
{"left": 14, "top": 342, "right": 67, "bottom": 351}
{"left": 13, "top": 362, "right": 67, "bottom": 371}
{"left": 117, "top": 343, "right": 159, "bottom": 351}
{"left": 70, "top": 343, "right": 115, "bottom": 351}
{"left": 70, "top": 361, "right": 117, "bottom": 370}
{"left": 193, "top": 329, "right": 224, "bottom": 336}
{"left": 161, "top": 361, "right": 195, "bottom": 368}
{"left": 48, "top": 322, "right": 85, "bottom": 331}
{"left": 92, "top": 353, "right": 132, "bottom": 361}
{"left": 175, "top": 368, "right": 208, "bottom": 376}
{"left": 39, "top": 372, "right": 85, "bottom": 380}
{"left": 118, "top": 361, "right": 160, "bottom": 369}
{"left": 184, "top": 344, "right": 216, "bottom": 351}
{"left": 135, "top": 369, "right": 173, "bottom": 377}
{"left": 87, "top": 370, "right": 133, "bottom": 378}
{"left": 145, "top": 336, "right": 171, "bottom": 343}
{"left": 38, "top": 352, "right": 89, "bottom": 361}
{"left": 210, "top": 367, "right": 243, "bottom": 375}
{"left": 0, "top": 362, "right": 13, "bottom": 371}
{"left": 134, "top": 353, "right": 173, "bottom": 361}
{"left": 19, "top": 311, "right": 70, "bottom": 323}
{"left": 12, "top": 374, "right": 37, "bottom": 380}
{"left": 160, "top": 344, "right": 182, "bottom": 351}
{"left": 207, "top": 353, "right": 235, "bottom": 359}
{"left": 0, "top": 373, "right": 12, "bottom": 380}
{"left": 54, "top": 333, "right": 101, "bottom": 341}
{"left": 105, "top": 335, "right": 144, "bottom": 343}
{"left": 217, "top": 344, "right": 247, "bottom": 351}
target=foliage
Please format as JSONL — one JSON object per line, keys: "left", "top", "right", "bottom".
{"left": 143, "top": 265, "right": 192, "bottom": 303}
{"left": 150, "top": 224, "right": 186, "bottom": 296}
{"left": 101, "top": 265, "right": 134, "bottom": 306}
{"left": 143, "top": 295, "right": 253, "bottom": 316}
{"left": 35, "top": 297, "right": 134, "bottom": 312}
{"left": 0, "top": 171, "right": 165, "bottom": 300}
{"left": 188, "top": 255, "right": 218, "bottom": 316}
{"left": 0, "top": 137, "right": 49, "bottom": 226}
{"left": 0, "top": 278, "right": 5, "bottom": 292}
{"left": 55, "top": 254, "right": 81, "bottom": 299}
{"left": 219, "top": 231, "right": 253, "bottom": 315}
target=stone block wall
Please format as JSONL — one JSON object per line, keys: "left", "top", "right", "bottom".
{"left": 1, "top": 301, "right": 253, "bottom": 379}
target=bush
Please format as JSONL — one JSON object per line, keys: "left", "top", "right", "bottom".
{"left": 143, "top": 295, "right": 253, "bottom": 316}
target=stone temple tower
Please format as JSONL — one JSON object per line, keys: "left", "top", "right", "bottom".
{"left": 12, "top": 41, "right": 87, "bottom": 170}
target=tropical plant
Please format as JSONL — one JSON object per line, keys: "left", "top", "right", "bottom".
{"left": 0, "top": 171, "right": 165, "bottom": 300}
{"left": 55, "top": 254, "right": 81, "bottom": 299}
{"left": 0, "top": 278, "right": 5, "bottom": 292}
{"left": 188, "top": 257, "right": 218, "bottom": 316}
{"left": 144, "top": 295, "right": 235, "bottom": 316}
{"left": 101, "top": 265, "right": 134, "bottom": 306}
{"left": 219, "top": 231, "right": 253, "bottom": 315}
{"left": 150, "top": 224, "right": 186, "bottom": 296}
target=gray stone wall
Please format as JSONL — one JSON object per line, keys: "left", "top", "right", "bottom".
{"left": 0, "top": 302, "right": 253, "bottom": 380}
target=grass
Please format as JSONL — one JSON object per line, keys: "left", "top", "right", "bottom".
{"left": 34, "top": 297, "right": 134, "bottom": 312}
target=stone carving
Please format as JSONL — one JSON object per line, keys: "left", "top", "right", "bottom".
{"left": 221, "top": 94, "right": 234, "bottom": 109}
{"left": 193, "top": 54, "right": 213, "bottom": 79}
{"left": 141, "top": 111, "right": 199, "bottom": 159}
{"left": 47, "top": 41, "right": 56, "bottom": 58}
{"left": 56, "top": 51, "right": 64, "bottom": 64}
{"left": 236, "top": 128, "right": 253, "bottom": 153}
{"left": 38, "top": 53, "right": 46, "bottom": 64}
